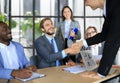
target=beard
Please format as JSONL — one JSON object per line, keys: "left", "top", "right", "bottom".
{"left": 44, "top": 28, "right": 54, "bottom": 35}
{"left": 8, "top": 37, "right": 12, "bottom": 41}
{"left": 46, "top": 32, "right": 54, "bottom": 35}
{"left": 7, "top": 33, "right": 13, "bottom": 41}
{"left": 5, "top": 37, "right": 12, "bottom": 42}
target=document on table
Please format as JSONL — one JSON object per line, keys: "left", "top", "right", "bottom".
{"left": 15, "top": 72, "right": 45, "bottom": 82}
{"left": 63, "top": 65, "right": 86, "bottom": 74}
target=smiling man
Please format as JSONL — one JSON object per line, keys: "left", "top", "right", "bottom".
{"left": 35, "top": 18, "right": 80, "bottom": 68}
{"left": 0, "top": 21, "right": 36, "bottom": 79}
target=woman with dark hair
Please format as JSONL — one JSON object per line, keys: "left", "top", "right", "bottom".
{"left": 56, "top": 6, "right": 81, "bottom": 62}
{"left": 61, "top": 6, "right": 74, "bottom": 21}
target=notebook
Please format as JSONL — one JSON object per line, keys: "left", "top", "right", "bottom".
{"left": 15, "top": 72, "right": 45, "bottom": 82}
{"left": 63, "top": 65, "right": 86, "bottom": 74}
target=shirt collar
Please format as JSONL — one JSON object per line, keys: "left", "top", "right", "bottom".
{"left": 45, "top": 34, "right": 54, "bottom": 43}
{"left": 103, "top": 0, "right": 106, "bottom": 17}
{"left": 0, "top": 42, "right": 12, "bottom": 47}
{"left": 65, "top": 20, "right": 71, "bottom": 24}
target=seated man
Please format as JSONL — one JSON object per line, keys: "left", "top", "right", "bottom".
{"left": 35, "top": 18, "right": 80, "bottom": 68}
{"left": 0, "top": 21, "right": 36, "bottom": 79}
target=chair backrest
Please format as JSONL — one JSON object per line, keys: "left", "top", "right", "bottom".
{"left": 30, "top": 55, "right": 38, "bottom": 67}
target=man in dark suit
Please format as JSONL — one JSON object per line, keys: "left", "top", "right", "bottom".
{"left": 35, "top": 18, "right": 80, "bottom": 68}
{"left": 72, "top": 0, "right": 120, "bottom": 79}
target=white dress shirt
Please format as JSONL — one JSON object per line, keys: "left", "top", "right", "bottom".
{"left": 0, "top": 42, "right": 19, "bottom": 69}
{"left": 64, "top": 20, "right": 71, "bottom": 38}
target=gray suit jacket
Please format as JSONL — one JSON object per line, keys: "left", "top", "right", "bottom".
{"left": 35, "top": 35, "right": 66, "bottom": 68}
{"left": 55, "top": 21, "right": 81, "bottom": 47}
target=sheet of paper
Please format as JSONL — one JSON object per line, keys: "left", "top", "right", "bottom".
{"left": 63, "top": 65, "right": 86, "bottom": 74}
{"left": 15, "top": 72, "right": 45, "bottom": 82}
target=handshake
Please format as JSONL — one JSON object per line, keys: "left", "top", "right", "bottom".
{"left": 64, "top": 40, "right": 83, "bottom": 55}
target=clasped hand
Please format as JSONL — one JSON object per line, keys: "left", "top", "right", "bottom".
{"left": 68, "top": 41, "right": 83, "bottom": 54}
{"left": 11, "top": 65, "right": 37, "bottom": 79}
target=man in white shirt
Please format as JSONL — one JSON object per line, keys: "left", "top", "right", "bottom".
{"left": 0, "top": 21, "right": 36, "bottom": 79}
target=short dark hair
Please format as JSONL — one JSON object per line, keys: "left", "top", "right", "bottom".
{"left": 0, "top": 21, "right": 6, "bottom": 25}
{"left": 0, "top": 21, "right": 7, "bottom": 28}
{"left": 40, "top": 17, "right": 52, "bottom": 29}
{"left": 61, "top": 6, "right": 74, "bottom": 21}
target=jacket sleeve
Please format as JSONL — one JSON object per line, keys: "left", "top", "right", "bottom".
{"left": 73, "top": 21, "right": 81, "bottom": 40}
{"left": 0, "top": 55, "right": 13, "bottom": 79}
{"left": 35, "top": 38, "right": 63, "bottom": 63}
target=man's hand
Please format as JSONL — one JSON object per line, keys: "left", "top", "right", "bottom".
{"left": 11, "top": 69, "right": 32, "bottom": 79}
{"left": 80, "top": 71, "right": 102, "bottom": 79}
{"left": 64, "top": 40, "right": 83, "bottom": 55}
{"left": 71, "top": 41, "right": 83, "bottom": 51}
{"left": 64, "top": 47, "right": 80, "bottom": 55}
{"left": 64, "top": 48, "right": 80, "bottom": 55}
{"left": 66, "top": 60, "right": 77, "bottom": 66}
{"left": 26, "top": 65, "right": 37, "bottom": 72}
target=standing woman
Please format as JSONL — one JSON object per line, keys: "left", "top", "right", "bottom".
{"left": 56, "top": 6, "right": 81, "bottom": 62}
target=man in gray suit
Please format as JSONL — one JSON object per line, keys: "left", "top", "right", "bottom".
{"left": 35, "top": 18, "right": 80, "bottom": 68}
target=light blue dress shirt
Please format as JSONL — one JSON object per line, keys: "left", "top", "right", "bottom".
{"left": 45, "top": 35, "right": 67, "bottom": 66}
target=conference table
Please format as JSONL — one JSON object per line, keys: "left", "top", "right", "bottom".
{"left": 9, "top": 65, "right": 120, "bottom": 83}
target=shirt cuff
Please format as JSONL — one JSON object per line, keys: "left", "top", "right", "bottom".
{"left": 97, "top": 73, "right": 105, "bottom": 78}
{"left": 62, "top": 50, "right": 67, "bottom": 58}
{"left": 83, "top": 39, "right": 88, "bottom": 48}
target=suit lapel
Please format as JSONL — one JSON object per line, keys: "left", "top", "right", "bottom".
{"left": 54, "top": 37, "right": 60, "bottom": 51}
{"left": 61, "top": 22, "right": 65, "bottom": 38}
{"left": 42, "top": 35, "right": 54, "bottom": 52}
{"left": 70, "top": 21, "right": 74, "bottom": 29}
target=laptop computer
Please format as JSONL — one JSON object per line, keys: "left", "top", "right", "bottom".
{"left": 80, "top": 50, "right": 98, "bottom": 71}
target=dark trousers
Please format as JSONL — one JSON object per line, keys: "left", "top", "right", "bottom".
{"left": 64, "top": 38, "right": 76, "bottom": 62}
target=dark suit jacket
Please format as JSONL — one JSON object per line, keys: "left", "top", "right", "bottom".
{"left": 86, "top": 0, "right": 120, "bottom": 76}
{"left": 35, "top": 35, "right": 67, "bottom": 68}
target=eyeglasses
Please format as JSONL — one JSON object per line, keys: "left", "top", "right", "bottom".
{"left": 86, "top": 31, "right": 96, "bottom": 36}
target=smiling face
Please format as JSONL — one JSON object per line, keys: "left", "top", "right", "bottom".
{"left": 0, "top": 22, "right": 12, "bottom": 45}
{"left": 41, "top": 18, "right": 55, "bottom": 36}
{"left": 85, "top": 26, "right": 97, "bottom": 38}
{"left": 63, "top": 7, "right": 72, "bottom": 20}
{"left": 62, "top": 6, "right": 73, "bottom": 21}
